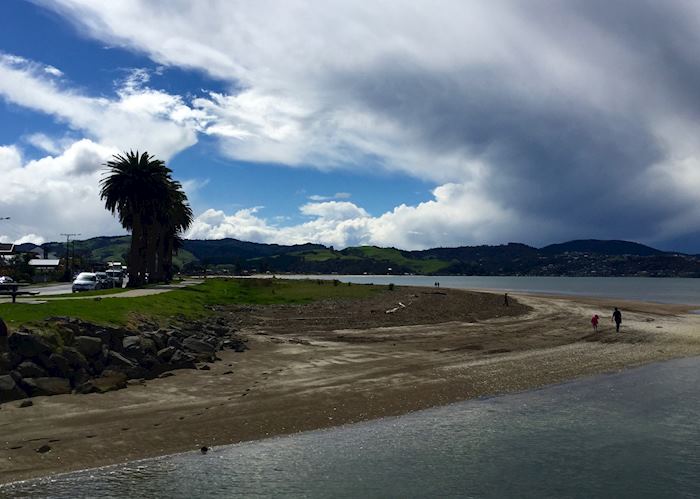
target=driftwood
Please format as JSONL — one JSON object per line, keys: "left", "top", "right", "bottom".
{"left": 385, "top": 302, "right": 407, "bottom": 314}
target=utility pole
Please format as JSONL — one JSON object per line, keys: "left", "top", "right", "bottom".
{"left": 60, "top": 233, "right": 80, "bottom": 280}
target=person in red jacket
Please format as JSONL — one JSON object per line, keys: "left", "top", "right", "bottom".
{"left": 591, "top": 314, "right": 599, "bottom": 332}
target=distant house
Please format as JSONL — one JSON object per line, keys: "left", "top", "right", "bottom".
{"left": 28, "top": 258, "right": 61, "bottom": 282}
{"left": 0, "top": 243, "right": 15, "bottom": 263}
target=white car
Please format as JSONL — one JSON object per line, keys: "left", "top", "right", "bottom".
{"left": 0, "top": 276, "right": 14, "bottom": 284}
{"left": 72, "top": 272, "right": 100, "bottom": 292}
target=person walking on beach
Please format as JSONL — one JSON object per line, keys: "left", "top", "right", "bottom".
{"left": 591, "top": 314, "right": 599, "bottom": 332}
{"left": 504, "top": 293, "right": 509, "bottom": 307}
{"left": 612, "top": 307, "right": 622, "bottom": 332}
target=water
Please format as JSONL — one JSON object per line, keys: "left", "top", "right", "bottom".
{"left": 282, "top": 274, "right": 700, "bottom": 305}
{"left": 6, "top": 357, "right": 700, "bottom": 498}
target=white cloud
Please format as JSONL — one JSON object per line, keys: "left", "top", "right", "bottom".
{"left": 308, "top": 192, "right": 351, "bottom": 201}
{"left": 25, "top": 133, "right": 62, "bottom": 154}
{"left": 187, "top": 183, "right": 519, "bottom": 250}
{"left": 0, "top": 55, "right": 200, "bottom": 160}
{"left": 0, "top": 139, "right": 126, "bottom": 245}
{"left": 43, "top": 65, "right": 63, "bottom": 78}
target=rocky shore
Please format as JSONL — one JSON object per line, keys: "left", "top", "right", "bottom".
{"left": 0, "top": 314, "right": 247, "bottom": 402}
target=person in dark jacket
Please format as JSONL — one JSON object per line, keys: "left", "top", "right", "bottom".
{"left": 612, "top": 307, "right": 622, "bottom": 332}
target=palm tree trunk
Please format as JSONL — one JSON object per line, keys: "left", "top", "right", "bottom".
{"left": 128, "top": 215, "right": 143, "bottom": 287}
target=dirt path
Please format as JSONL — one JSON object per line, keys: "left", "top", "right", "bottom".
{"left": 2, "top": 288, "right": 700, "bottom": 484}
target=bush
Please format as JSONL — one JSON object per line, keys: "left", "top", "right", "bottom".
{"left": 388, "top": 283, "right": 395, "bottom": 291}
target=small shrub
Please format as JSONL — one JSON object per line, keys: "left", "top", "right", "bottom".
{"left": 333, "top": 279, "right": 340, "bottom": 286}
{"left": 388, "top": 283, "right": 395, "bottom": 291}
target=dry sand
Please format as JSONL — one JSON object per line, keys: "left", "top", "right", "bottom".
{"left": 2, "top": 286, "right": 700, "bottom": 484}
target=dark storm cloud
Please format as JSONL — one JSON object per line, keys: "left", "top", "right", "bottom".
{"left": 322, "top": 0, "right": 700, "bottom": 249}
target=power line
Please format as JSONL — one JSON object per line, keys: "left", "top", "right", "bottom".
{"left": 60, "top": 233, "right": 81, "bottom": 278}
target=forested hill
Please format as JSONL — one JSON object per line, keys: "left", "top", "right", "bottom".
{"left": 23, "top": 237, "right": 700, "bottom": 277}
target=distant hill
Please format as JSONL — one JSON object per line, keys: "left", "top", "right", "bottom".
{"left": 31, "top": 236, "right": 700, "bottom": 277}
{"left": 540, "top": 239, "right": 663, "bottom": 256}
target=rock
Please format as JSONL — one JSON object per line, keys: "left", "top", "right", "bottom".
{"left": 144, "top": 331, "right": 167, "bottom": 350}
{"left": 73, "top": 336, "right": 103, "bottom": 358}
{"left": 157, "top": 346, "right": 176, "bottom": 362}
{"left": 8, "top": 332, "right": 53, "bottom": 358}
{"left": 19, "top": 399, "right": 33, "bottom": 408}
{"left": 140, "top": 337, "right": 157, "bottom": 355}
{"left": 197, "top": 364, "right": 211, "bottom": 371}
{"left": 0, "top": 374, "right": 28, "bottom": 402}
{"left": 122, "top": 336, "right": 142, "bottom": 351}
{"left": 69, "top": 369, "right": 91, "bottom": 388}
{"left": 169, "top": 349, "right": 196, "bottom": 370}
{"left": 16, "top": 361, "right": 48, "bottom": 379}
{"left": 182, "top": 338, "right": 216, "bottom": 355}
{"left": 77, "top": 371, "right": 127, "bottom": 394}
{"left": 61, "top": 347, "right": 89, "bottom": 370}
{"left": 48, "top": 353, "right": 71, "bottom": 378}
{"left": 36, "top": 444, "right": 51, "bottom": 453}
{"left": 0, "top": 353, "right": 12, "bottom": 374}
{"left": 158, "top": 372, "right": 175, "bottom": 378}
{"left": 106, "top": 350, "right": 138, "bottom": 369}
{"left": 22, "top": 377, "right": 71, "bottom": 397}
{"left": 166, "top": 336, "right": 184, "bottom": 350}
{"left": 0, "top": 318, "right": 8, "bottom": 351}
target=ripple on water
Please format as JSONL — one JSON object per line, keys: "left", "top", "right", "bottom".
{"left": 5, "top": 356, "right": 700, "bottom": 498}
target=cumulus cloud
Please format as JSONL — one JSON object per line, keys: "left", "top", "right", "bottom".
{"left": 0, "top": 55, "right": 201, "bottom": 160}
{"left": 0, "top": 140, "right": 125, "bottom": 244}
{"left": 12, "top": 1, "right": 700, "bottom": 249}
{"left": 308, "top": 192, "right": 351, "bottom": 201}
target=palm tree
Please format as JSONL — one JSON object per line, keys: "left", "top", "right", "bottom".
{"left": 100, "top": 151, "right": 176, "bottom": 287}
{"left": 159, "top": 184, "right": 193, "bottom": 282}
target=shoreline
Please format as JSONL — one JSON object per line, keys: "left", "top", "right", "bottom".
{"left": 2, "top": 287, "right": 700, "bottom": 485}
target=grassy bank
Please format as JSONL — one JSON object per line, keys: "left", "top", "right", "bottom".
{"left": 0, "top": 278, "right": 380, "bottom": 328}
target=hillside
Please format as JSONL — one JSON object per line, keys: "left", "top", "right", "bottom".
{"left": 27, "top": 236, "right": 700, "bottom": 277}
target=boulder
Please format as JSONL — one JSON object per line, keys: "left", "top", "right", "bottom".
{"left": 8, "top": 332, "right": 53, "bottom": 358}
{"left": 77, "top": 370, "right": 127, "bottom": 394}
{"left": 143, "top": 331, "right": 167, "bottom": 351}
{"left": 157, "top": 346, "right": 176, "bottom": 362}
{"left": 0, "top": 318, "right": 8, "bottom": 351}
{"left": 73, "top": 336, "right": 102, "bottom": 358}
{"left": 21, "top": 377, "right": 71, "bottom": 397}
{"left": 61, "top": 347, "right": 89, "bottom": 370}
{"left": 182, "top": 338, "right": 216, "bottom": 355}
{"left": 122, "top": 336, "right": 142, "bottom": 351}
{"left": 107, "top": 350, "right": 138, "bottom": 369}
{"left": 166, "top": 336, "right": 183, "bottom": 350}
{"left": 15, "top": 361, "right": 48, "bottom": 379}
{"left": 0, "top": 374, "right": 27, "bottom": 402}
{"left": 48, "top": 353, "right": 71, "bottom": 378}
{"left": 169, "top": 349, "right": 197, "bottom": 369}
{"left": 0, "top": 353, "right": 11, "bottom": 374}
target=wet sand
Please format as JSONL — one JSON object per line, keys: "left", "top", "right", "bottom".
{"left": 2, "top": 288, "right": 700, "bottom": 485}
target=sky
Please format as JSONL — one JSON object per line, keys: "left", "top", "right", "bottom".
{"left": 1, "top": 1, "right": 700, "bottom": 253}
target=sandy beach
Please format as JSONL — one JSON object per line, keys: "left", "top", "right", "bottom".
{"left": 2, "top": 286, "right": 700, "bottom": 485}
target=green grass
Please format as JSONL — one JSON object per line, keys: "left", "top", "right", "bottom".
{"left": 345, "top": 246, "right": 451, "bottom": 274}
{"left": 0, "top": 278, "right": 380, "bottom": 328}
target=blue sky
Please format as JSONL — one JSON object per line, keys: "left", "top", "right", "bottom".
{"left": 1, "top": 1, "right": 700, "bottom": 252}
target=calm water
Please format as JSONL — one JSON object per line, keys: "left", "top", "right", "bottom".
{"left": 282, "top": 275, "right": 700, "bottom": 306}
{"left": 5, "top": 357, "right": 700, "bottom": 498}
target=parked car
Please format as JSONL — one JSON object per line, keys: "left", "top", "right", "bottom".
{"left": 105, "top": 269, "right": 124, "bottom": 287}
{"left": 72, "top": 272, "right": 99, "bottom": 292}
{"left": 95, "top": 272, "right": 114, "bottom": 289}
{"left": 0, "top": 276, "right": 14, "bottom": 284}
